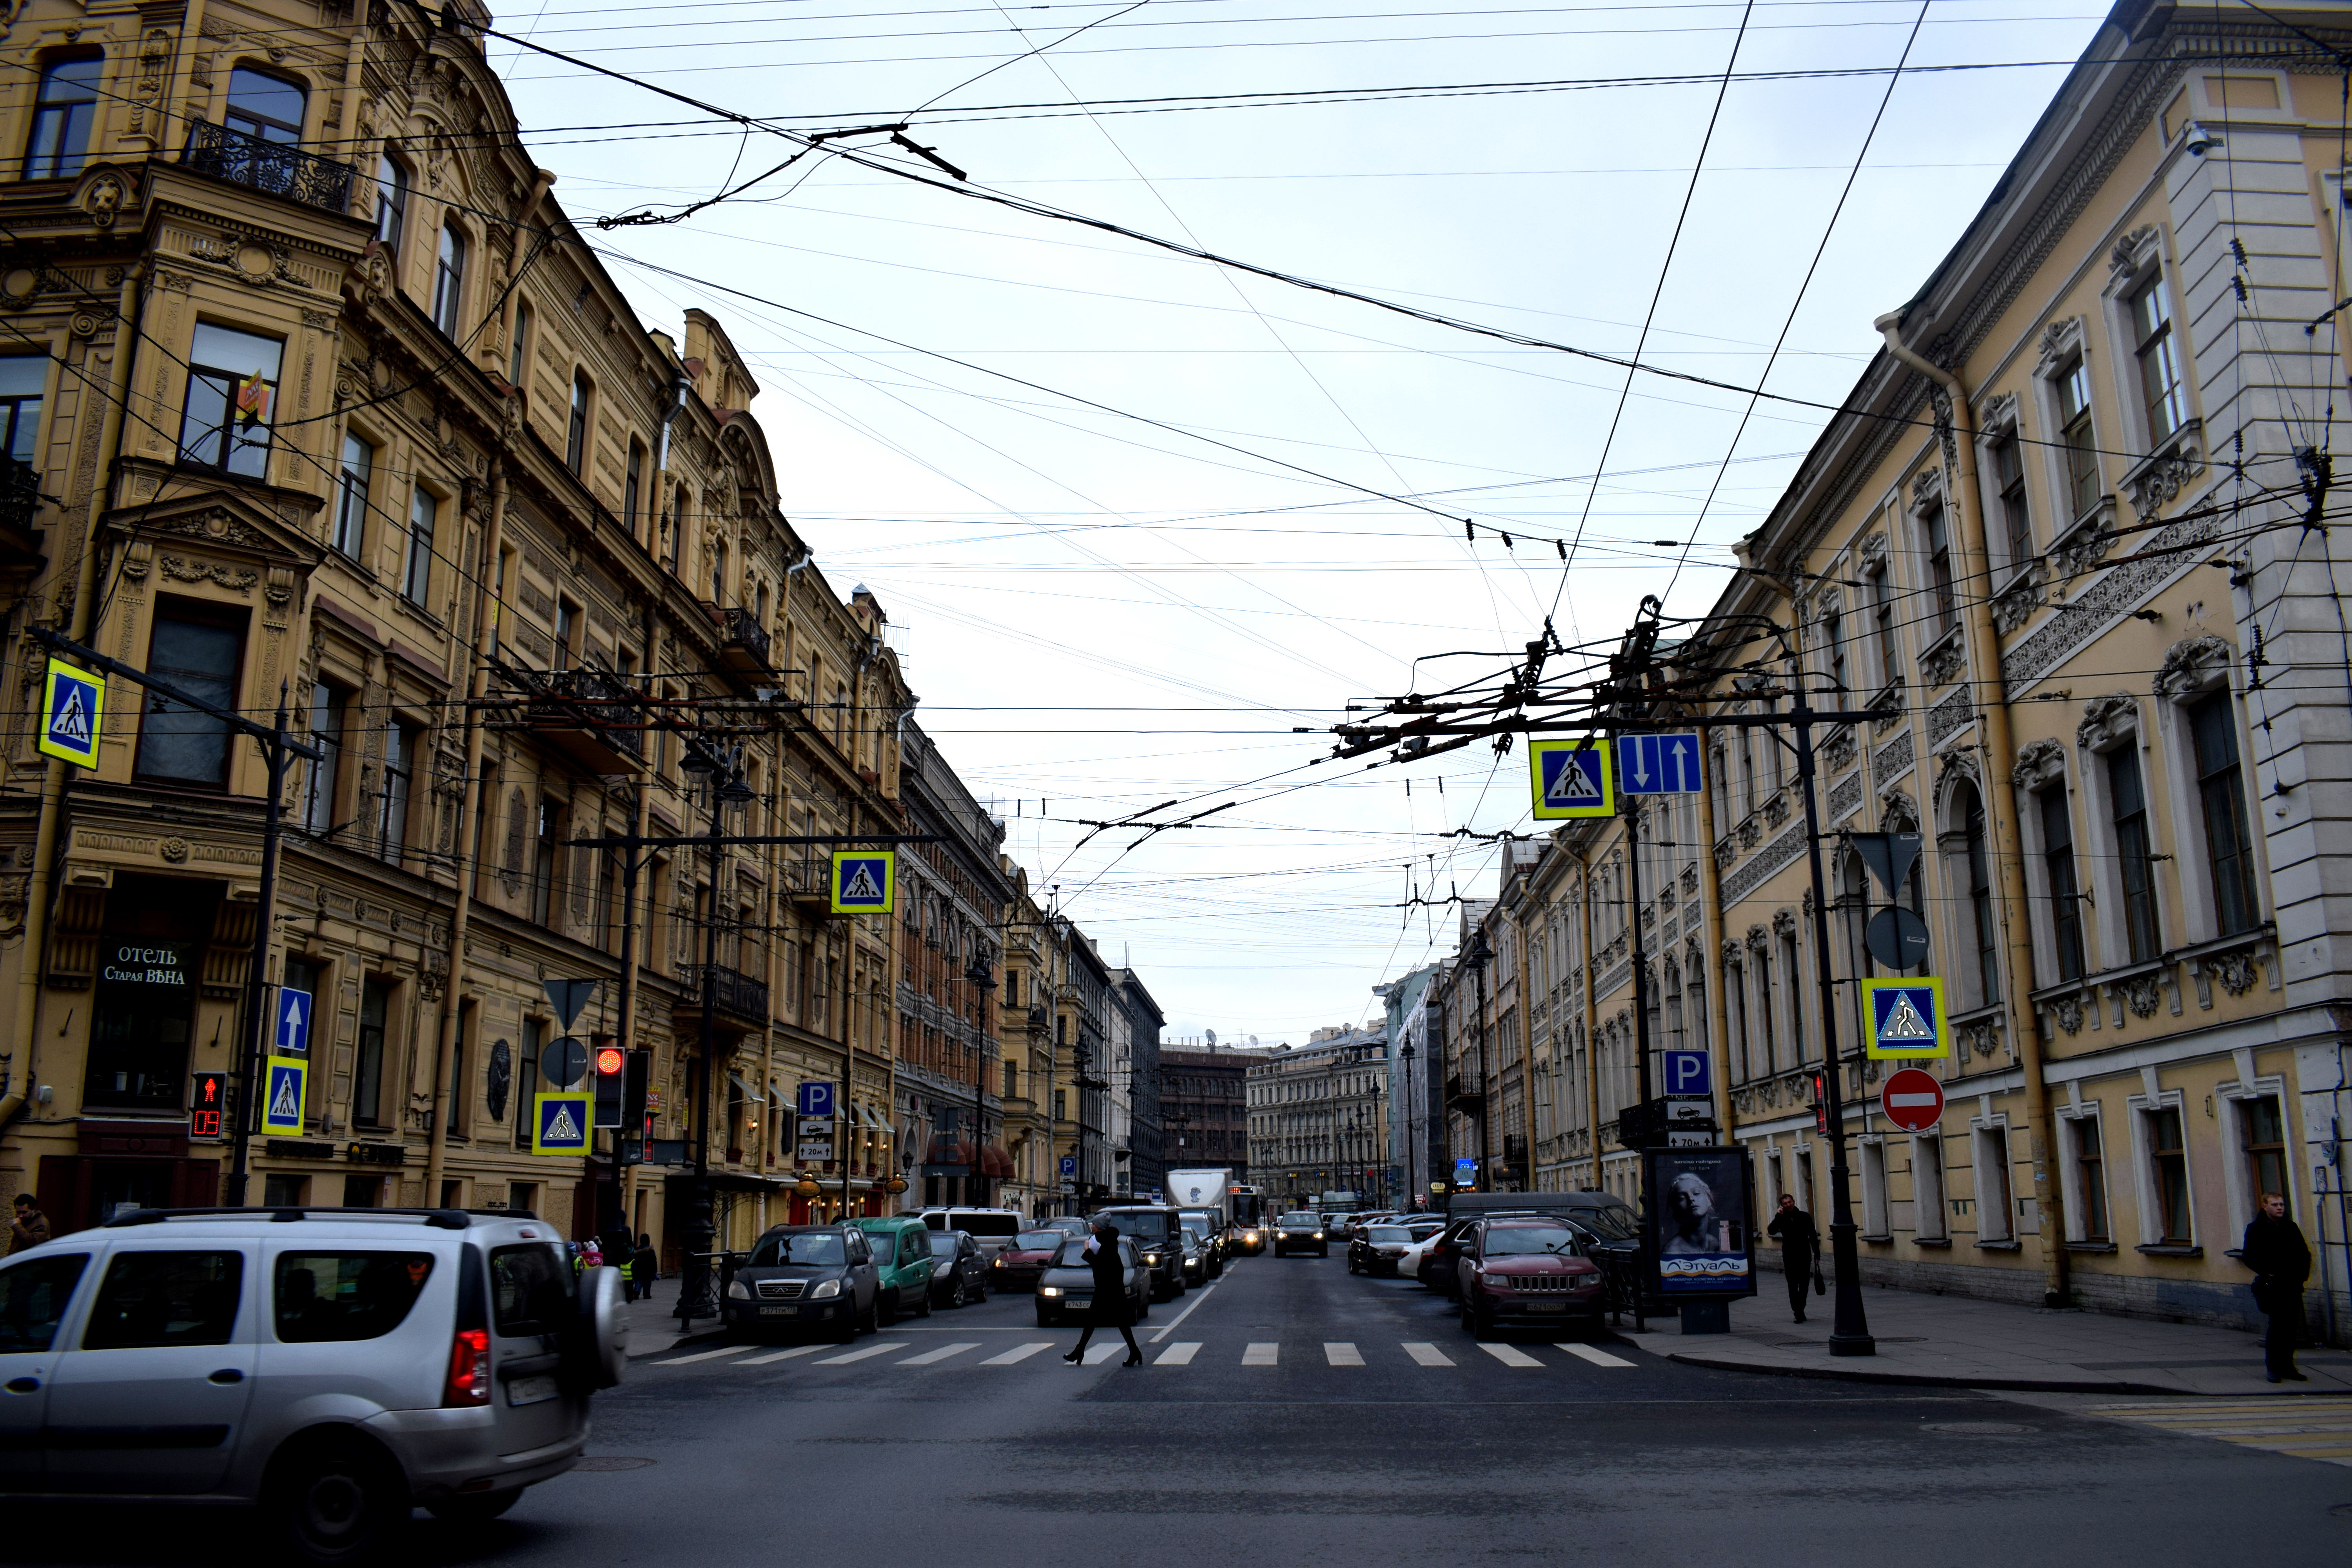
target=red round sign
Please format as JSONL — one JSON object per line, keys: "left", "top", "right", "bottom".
{"left": 1880, "top": 1067, "right": 1945, "bottom": 1132}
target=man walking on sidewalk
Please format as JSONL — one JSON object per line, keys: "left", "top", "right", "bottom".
{"left": 1767, "top": 1194, "right": 1819, "bottom": 1325}
{"left": 2241, "top": 1192, "right": 2311, "bottom": 1384}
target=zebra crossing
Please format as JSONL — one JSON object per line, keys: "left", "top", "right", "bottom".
{"left": 651, "top": 1337, "right": 1642, "bottom": 1372}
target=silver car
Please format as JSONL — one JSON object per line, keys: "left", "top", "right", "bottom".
{"left": 1032, "top": 1238, "right": 1149, "bottom": 1328}
{"left": 0, "top": 1205, "right": 624, "bottom": 1561}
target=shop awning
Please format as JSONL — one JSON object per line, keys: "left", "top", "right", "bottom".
{"left": 727, "top": 1073, "right": 766, "bottom": 1103}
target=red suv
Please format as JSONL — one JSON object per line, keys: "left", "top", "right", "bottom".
{"left": 1455, "top": 1219, "right": 1605, "bottom": 1339}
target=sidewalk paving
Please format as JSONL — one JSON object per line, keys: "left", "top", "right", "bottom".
{"left": 1613, "top": 1285, "right": 2352, "bottom": 1396}
{"left": 621, "top": 1272, "right": 728, "bottom": 1359}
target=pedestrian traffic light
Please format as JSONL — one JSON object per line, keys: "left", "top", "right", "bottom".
{"left": 622, "top": 1049, "right": 650, "bottom": 1128}
{"left": 189, "top": 1071, "right": 227, "bottom": 1139}
{"left": 1811, "top": 1070, "right": 1829, "bottom": 1134}
{"left": 593, "top": 1043, "right": 628, "bottom": 1129}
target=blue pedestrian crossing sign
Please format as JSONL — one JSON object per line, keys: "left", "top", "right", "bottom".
{"left": 276, "top": 987, "right": 313, "bottom": 1056}
{"left": 1528, "top": 739, "right": 1614, "bottom": 820}
{"left": 829, "top": 850, "right": 895, "bottom": 915}
{"left": 38, "top": 658, "right": 104, "bottom": 769}
{"left": 531, "top": 1091, "right": 593, "bottom": 1156}
{"left": 1662, "top": 1049, "right": 1711, "bottom": 1097}
{"left": 1617, "top": 732, "right": 1703, "bottom": 795}
{"left": 797, "top": 1081, "right": 836, "bottom": 1119}
{"left": 262, "top": 1055, "right": 307, "bottom": 1135}
{"left": 1862, "top": 976, "right": 1948, "bottom": 1059}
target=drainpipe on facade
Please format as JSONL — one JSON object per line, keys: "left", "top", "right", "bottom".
{"left": 1690, "top": 720, "right": 1735, "bottom": 1149}
{"left": 423, "top": 460, "right": 508, "bottom": 1200}
{"left": 4, "top": 264, "right": 146, "bottom": 1139}
{"left": 1874, "top": 311, "right": 2068, "bottom": 1307}
{"left": 1577, "top": 836, "right": 1599, "bottom": 1190}
{"left": 335, "top": 34, "right": 364, "bottom": 211}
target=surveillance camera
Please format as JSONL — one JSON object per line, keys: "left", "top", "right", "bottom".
{"left": 2182, "top": 120, "right": 2218, "bottom": 157}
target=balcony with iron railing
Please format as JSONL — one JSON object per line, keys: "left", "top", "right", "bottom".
{"left": 672, "top": 964, "right": 770, "bottom": 1035}
{"left": 0, "top": 459, "right": 43, "bottom": 565}
{"left": 705, "top": 603, "right": 773, "bottom": 677}
{"left": 183, "top": 122, "right": 354, "bottom": 214}
{"left": 500, "top": 661, "right": 645, "bottom": 774}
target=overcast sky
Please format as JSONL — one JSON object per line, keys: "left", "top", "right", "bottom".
{"left": 489, "top": 1, "right": 2109, "bottom": 1044}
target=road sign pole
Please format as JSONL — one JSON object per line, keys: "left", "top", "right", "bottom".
{"left": 226, "top": 691, "right": 294, "bottom": 1208}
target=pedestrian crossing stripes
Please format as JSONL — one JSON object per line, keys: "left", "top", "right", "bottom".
{"left": 2089, "top": 1397, "right": 2352, "bottom": 1467}
{"left": 652, "top": 1338, "right": 1641, "bottom": 1372}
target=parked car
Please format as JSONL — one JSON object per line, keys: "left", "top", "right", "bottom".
{"left": 1091, "top": 1206, "right": 1187, "bottom": 1299}
{"left": 989, "top": 1228, "right": 1068, "bottom": 1292}
{"left": 1393, "top": 1230, "right": 1442, "bottom": 1284}
{"left": 916, "top": 1207, "right": 1027, "bottom": 1261}
{"left": 1272, "top": 1211, "right": 1328, "bottom": 1257}
{"left": 1034, "top": 1237, "right": 1149, "bottom": 1327}
{"left": 1177, "top": 1208, "right": 1228, "bottom": 1269}
{"left": 928, "top": 1230, "right": 989, "bottom": 1308}
{"left": 1418, "top": 1213, "right": 1514, "bottom": 1297}
{"left": 728, "top": 1225, "right": 879, "bottom": 1342}
{"left": 853, "top": 1215, "right": 937, "bottom": 1325}
{"left": 1455, "top": 1219, "right": 1606, "bottom": 1339}
{"left": 1348, "top": 1221, "right": 1423, "bottom": 1276}
{"left": 0, "top": 1205, "right": 625, "bottom": 1562}
{"left": 1178, "top": 1215, "right": 1224, "bottom": 1279}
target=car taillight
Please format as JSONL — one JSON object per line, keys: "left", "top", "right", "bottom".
{"left": 443, "top": 1327, "right": 491, "bottom": 1407}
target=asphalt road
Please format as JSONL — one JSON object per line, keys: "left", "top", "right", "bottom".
{"left": 8, "top": 1250, "right": 2350, "bottom": 1565}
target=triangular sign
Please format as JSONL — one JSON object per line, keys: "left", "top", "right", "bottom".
{"left": 543, "top": 978, "right": 599, "bottom": 1032}
{"left": 544, "top": 1103, "right": 582, "bottom": 1142}
{"left": 1880, "top": 992, "right": 1935, "bottom": 1040}
{"left": 1545, "top": 750, "right": 1603, "bottom": 805}
{"left": 840, "top": 863, "right": 882, "bottom": 901}
{"left": 270, "top": 1071, "right": 301, "bottom": 1120}
{"left": 1849, "top": 831, "right": 1923, "bottom": 897}
{"left": 51, "top": 685, "right": 90, "bottom": 745}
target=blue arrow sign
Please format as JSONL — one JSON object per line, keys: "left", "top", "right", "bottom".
{"left": 1617, "top": 732, "right": 1703, "bottom": 795}
{"left": 797, "top": 1081, "right": 836, "bottom": 1118}
{"left": 1662, "top": 1049, "right": 1711, "bottom": 1097}
{"left": 275, "top": 987, "right": 313, "bottom": 1056}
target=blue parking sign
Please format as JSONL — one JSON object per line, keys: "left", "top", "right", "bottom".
{"left": 797, "top": 1081, "right": 836, "bottom": 1118}
{"left": 1662, "top": 1049, "right": 1711, "bottom": 1097}
{"left": 1059, "top": 1155, "right": 1077, "bottom": 1177}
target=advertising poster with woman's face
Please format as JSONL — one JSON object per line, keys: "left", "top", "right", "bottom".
{"left": 1647, "top": 1149, "right": 1753, "bottom": 1295}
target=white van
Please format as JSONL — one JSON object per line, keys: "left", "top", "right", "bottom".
{"left": 915, "top": 1208, "right": 1025, "bottom": 1259}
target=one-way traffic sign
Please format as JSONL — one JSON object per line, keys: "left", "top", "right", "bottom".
{"left": 1617, "top": 732, "right": 1702, "bottom": 795}
{"left": 276, "top": 987, "right": 313, "bottom": 1056}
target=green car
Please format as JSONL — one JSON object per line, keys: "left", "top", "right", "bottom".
{"left": 855, "top": 1216, "right": 938, "bottom": 1325}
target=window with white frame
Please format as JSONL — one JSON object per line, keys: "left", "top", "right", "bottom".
{"left": 2049, "top": 347, "right": 2102, "bottom": 521}
{"left": 2128, "top": 273, "right": 2188, "bottom": 446}
{"left": 2036, "top": 784, "right": 2088, "bottom": 982}
{"left": 1867, "top": 557, "right": 1899, "bottom": 687}
{"left": 1912, "top": 1133, "right": 1948, "bottom": 1240}
{"left": 1859, "top": 1138, "right": 1890, "bottom": 1237}
{"left": 2059, "top": 1107, "right": 2111, "bottom": 1243}
{"left": 2107, "top": 746, "right": 2161, "bottom": 963}
{"left": 1973, "top": 1122, "right": 2014, "bottom": 1243}
{"left": 1918, "top": 498, "right": 1956, "bottom": 641}
{"left": 2136, "top": 1099, "right": 2194, "bottom": 1246}
{"left": 2187, "top": 692, "right": 2260, "bottom": 937}
{"left": 333, "top": 432, "right": 371, "bottom": 558}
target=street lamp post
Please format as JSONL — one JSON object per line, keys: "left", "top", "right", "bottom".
{"left": 964, "top": 953, "right": 997, "bottom": 1206}
{"left": 1398, "top": 1042, "right": 1417, "bottom": 1210}
{"left": 1466, "top": 929, "right": 1494, "bottom": 1191}
{"left": 675, "top": 741, "right": 752, "bottom": 1328}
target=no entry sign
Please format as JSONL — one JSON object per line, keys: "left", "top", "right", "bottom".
{"left": 1879, "top": 1067, "right": 1945, "bottom": 1133}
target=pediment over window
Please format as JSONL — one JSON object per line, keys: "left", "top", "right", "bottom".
{"left": 99, "top": 480, "right": 324, "bottom": 574}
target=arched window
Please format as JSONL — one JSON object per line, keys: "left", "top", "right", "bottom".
{"left": 432, "top": 223, "right": 467, "bottom": 337}
{"left": 566, "top": 370, "right": 591, "bottom": 472}
{"left": 25, "top": 55, "right": 102, "bottom": 180}
{"left": 1959, "top": 784, "right": 1999, "bottom": 1010}
{"left": 225, "top": 67, "right": 306, "bottom": 145}
{"left": 374, "top": 154, "right": 409, "bottom": 256}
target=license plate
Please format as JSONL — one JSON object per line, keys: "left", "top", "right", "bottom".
{"left": 506, "top": 1374, "right": 559, "bottom": 1406}
{"left": 759, "top": 1305, "right": 797, "bottom": 1316}
{"left": 1523, "top": 1301, "right": 1566, "bottom": 1312}
{"left": 1065, "top": 1295, "right": 1091, "bottom": 1308}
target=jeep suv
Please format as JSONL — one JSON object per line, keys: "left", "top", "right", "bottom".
{"left": 1272, "top": 1211, "right": 1328, "bottom": 1257}
{"left": 1455, "top": 1218, "right": 1605, "bottom": 1339}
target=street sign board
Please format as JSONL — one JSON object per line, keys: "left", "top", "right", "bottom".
{"left": 829, "top": 850, "right": 896, "bottom": 914}
{"left": 1059, "top": 1155, "right": 1078, "bottom": 1177}
{"left": 795, "top": 1121, "right": 836, "bottom": 1163}
{"left": 1616, "top": 732, "right": 1702, "bottom": 795}
{"left": 539, "top": 1036, "right": 590, "bottom": 1089}
{"left": 543, "top": 978, "right": 600, "bottom": 1032}
{"left": 38, "top": 658, "right": 103, "bottom": 769}
{"left": 189, "top": 1070, "right": 227, "bottom": 1139}
{"left": 797, "top": 1081, "right": 836, "bottom": 1118}
{"left": 1880, "top": 1067, "right": 1946, "bottom": 1132}
{"left": 275, "top": 987, "right": 313, "bottom": 1056}
{"left": 1864, "top": 906, "right": 1931, "bottom": 971}
{"left": 262, "top": 1055, "right": 307, "bottom": 1136}
{"left": 1861, "top": 976, "right": 1948, "bottom": 1058}
{"left": 1849, "top": 831, "right": 1923, "bottom": 898}
{"left": 1643, "top": 1145, "right": 1755, "bottom": 1298}
{"left": 531, "top": 1091, "right": 593, "bottom": 1156}
{"left": 1662, "top": 1049, "right": 1711, "bottom": 1098}
{"left": 1529, "top": 739, "right": 1614, "bottom": 820}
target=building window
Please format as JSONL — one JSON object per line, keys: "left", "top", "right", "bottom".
{"left": 2037, "top": 786, "right": 2085, "bottom": 982}
{"left": 2131, "top": 276, "right": 2187, "bottom": 445}
{"left": 1912, "top": 1134, "right": 1947, "bottom": 1241}
{"left": 1820, "top": 606, "right": 1847, "bottom": 693}
{"left": 566, "top": 371, "right": 591, "bottom": 473}
{"left": 225, "top": 68, "right": 305, "bottom": 144}
{"left": 374, "top": 154, "right": 408, "bottom": 257}
{"left": 2055, "top": 357, "right": 2099, "bottom": 519}
{"left": 2241, "top": 1095, "right": 2288, "bottom": 1209}
{"left": 1860, "top": 1140, "right": 1889, "bottom": 1236}
{"left": 379, "top": 722, "right": 416, "bottom": 862}
{"left": 1868, "top": 565, "right": 1898, "bottom": 686}
{"left": 711, "top": 539, "right": 730, "bottom": 606}
{"left": 302, "top": 682, "right": 345, "bottom": 834}
{"left": 177, "top": 323, "right": 282, "bottom": 477}
{"left": 2, "top": 354, "right": 45, "bottom": 500}
{"left": 554, "top": 600, "right": 578, "bottom": 671}
{"left": 25, "top": 55, "right": 103, "bottom": 180}
{"left": 403, "top": 487, "right": 436, "bottom": 604}
{"left": 432, "top": 224, "right": 467, "bottom": 338}
{"left": 85, "top": 878, "right": 216, "bottom": 1113}
{"left": 1992, "top": 432, "right": 2030, "bottom": 568}
{"left": 532, "top": 800, "right": 558, "bottom": 926}
{"left": 2107, "top": 746, "right": 2160, "bottom": 963}
{"left": 1920, "top": 502, "right": 1955, "bottom": 639}
{"left": 2073, "top": 1115, "right": 2110, "bottom": 1242}
{"left": 1975, "top": 1125, "right": 2013, "bottom": 1242}
{"left": 2189, "top": 693, "right": 2259, "bottom": 936}
{"left": 624, "top": 441, "right": 646, "bottom": 532}
{"left": 1753, "top": 944, "right": 1776, "bottom": 1075}
{"left": 355, "top": 977, "right": 392, "bottom": 1127}
{"left": 135, "top": 603, "right": 245, "bottom": 787}
{"left": 1962, "top": 785, "right": 1999, "bottom": 1010}
{"left": 2146, "top": 1104, "right": 2191, "bottom": 1244}
{"left": 332, "top": 432, "right": 370, "bottom": 557}
{"left": 508, "top": 301, "right": 532, "bottom": 388}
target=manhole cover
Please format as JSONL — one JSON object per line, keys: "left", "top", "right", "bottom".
{"left": 1921, "top": 1422, "right": 2033, "bottom": 1436}
{"left": 573, "top": 1456, "right": 657, "bottom": 1472}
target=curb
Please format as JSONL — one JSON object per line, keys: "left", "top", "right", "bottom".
{"left": 1658, "top": 1348, "right": 2205, "bottom": 1398}
{"left": 627, "top": 1325, "right": 731, "bottom": 1361}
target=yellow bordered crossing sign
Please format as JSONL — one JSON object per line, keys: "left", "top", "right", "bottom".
{"left": 531, "top": 1091, "right": 593, "bottom": 1156}
{"left": 38, "top": 657, "right": 103, "bottom": 769}
{"left": 262, "top": 1055, "right": 308, "bottom": 1136}
{"left": 1861, "top": 976, "right": 1948, "bottom": 1058}
{"left": 829, "top": 849, "right": 895, "bottom": 915}
{"left": 1528, "top": 738, "right": 1615, "bottom": 820}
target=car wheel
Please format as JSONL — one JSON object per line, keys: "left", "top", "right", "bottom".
{"left": 916, "top": 1286, "right": 934, "bottom": 1318}
{"left": 878, "top": 1290, "right": 899, "bottom": 1328}
{"left": 1471, "top": 1300, "right": 1497, "bottom": 1342}
{"left": 426, "top": 1489, "right": 522, "bottom": 1524}
{"left": 1137, "top": 1292, "right": 1151, "bottom": 1321}
{"left": 857, "top": 1292, "right": 880, "bottom": 1335}
{"left": 949, "top": 1279, "right": 966, "bottom": 1309}
{"left": 268, "top": 1434, "right": 408, "bottom": 1566}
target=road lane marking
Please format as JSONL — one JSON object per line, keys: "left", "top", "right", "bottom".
{"left": 978, "top": 1342, "right": 1054, "bottom": 1365}
{"left": 1148, "top": 1281, "right": 1219, "bottom": 1343}
{"left": 653, "top": 1345, "right": 757, "bottom": 1365}
{"left": 1556, "top": 1343, "right": 1636, "bottom": 1367}
{"left": 897, "top": 1342, "right": 982, "bottom": 1366}
{"left": 813, "top": 1341, "right": 909, "bottom": 1365}
{"left": 1155, "top": 1342, "right": 1201, "bottom": 1365}
{"left": 1083, "top": 1343, "right": 1124, "bottom": 1365}
{"left": 1402, "top": 1342, "right": 1454, "bottom": 1367}
{"left": 1324, "top": 1342, "right": 1363, "bottom": 1367}
{"left": 1478, "top": 1344, "right": 1543, "bottom": 1367}
{"left": 736, "top": 1345, "right": 828, "bottom": 1366}
{"left": 1243, "top": 1342, "right": 1279, "bottom": 1365}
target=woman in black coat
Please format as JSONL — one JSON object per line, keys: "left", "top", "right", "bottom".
{"left": 1063, "top": 1223, "right": 1144, "bottom": 1366}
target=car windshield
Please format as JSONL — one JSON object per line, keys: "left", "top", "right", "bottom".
{"left": 749, "top": 1232, "right": 846, "bottom": 1266}
{"left": 1367, "top": 1227, "right": 1412, "bottom": 1242}
{"left": 1180, "top": 1220, "right": 1209, "bottom": 1238}
{"left": 1279, "top": 1213, "right": 1319, "bottom": 1227}
{"left": 1570, "top": 1205, "right": 1639, "bottom": 1241}
{"left": 929, "top": 1233, "right": 960, "bottom": 1257}
{"left": 1103, "top": 1212, "right": 1170, "bottom": 1240}
{"left": 1054, "top": 1240, "right": 1109, "bottom": 1267}
{"left": 1013, "top": 1230, "right": 1063, "bottom": 1251}
{"left": 1484, "top": 1227, "right": 1582, "bottom": 1256}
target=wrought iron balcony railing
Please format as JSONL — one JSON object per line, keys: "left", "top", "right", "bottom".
{"left": 1, "top": 459, "right": 40, "bottom": 537}
{"left": 183, "top": 121, "right": 354, "bottom": 214}
{"left": 686, "top": 964, "right": 770, "bottom": 1024}
{"left": 720, "top": 606, "right": 771, "bottom": 667}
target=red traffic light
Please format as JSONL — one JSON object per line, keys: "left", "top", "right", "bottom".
{"left": 595, "top": 1045, "right": 626, "bottom": 1076}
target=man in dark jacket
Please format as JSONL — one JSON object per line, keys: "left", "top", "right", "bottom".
{"left": 2241, "top": 1193, "right": 2311, "bottom": 1383}
{"left": 1766, "top": 1194, "right": 1819, "bottom": 1324}
{"left": 9, "top": 1194, "right": 49, "bottom": 1255}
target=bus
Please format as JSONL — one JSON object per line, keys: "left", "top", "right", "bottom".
{"left": 1229, "top": 1184, "right": 1265, "bottom": 1228}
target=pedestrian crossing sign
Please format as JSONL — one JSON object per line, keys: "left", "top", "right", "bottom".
{"left": 262, "top": 1054, "right": 307, "bottom": 1135}
{"left": 829, "top": 849, "right": 895, "bottom": 915}
{"left": 1862, "top": 976, "right": 1947, "bottom": 1058}
{"left": 532, "top": 1091, "right": 593, "bottom": 1156}
{"left": 38, "top": 657, "right": 104, "bottom": 769}
{"left": 1528, "top": 738, "right": 1615, "bottom": 820}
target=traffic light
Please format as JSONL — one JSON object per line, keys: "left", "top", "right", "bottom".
{"left": 622, "top": 1049, "right": 650, "bottom": 1128}
{"left": 189, "top": 1071, "right": 227, "bottom": 1139}
{"left": 1811, "top": 1070, "right": 1829, "bottom": 1134}
{"left": 593, "top": 1043, "right": 627, "bottom": 1129}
